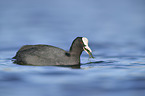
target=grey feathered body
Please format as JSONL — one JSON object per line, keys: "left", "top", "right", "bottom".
{"left": 13, "top": 45, "right": 80, "bottom": 65}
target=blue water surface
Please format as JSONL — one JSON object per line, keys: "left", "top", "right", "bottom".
{"left": 0, "top": 0, "right": 145, "bottom": 96}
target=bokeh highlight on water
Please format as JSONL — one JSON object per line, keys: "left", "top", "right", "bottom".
{"left": 0, "top": 0, "right": 145, "bottom": 96}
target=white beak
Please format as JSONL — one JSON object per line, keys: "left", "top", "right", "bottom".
{"left": 82, "top": 37, "right": 94, "bottom": 58}
{"left": 83, "top": 45, "right": 92, "bottom": 54}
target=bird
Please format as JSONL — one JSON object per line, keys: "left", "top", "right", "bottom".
{"left": 12, "top": 37, "right": 93, "bottom": 66}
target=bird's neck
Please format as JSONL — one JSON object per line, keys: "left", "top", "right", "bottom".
{"left": 69, "top": 43, "right": 83, "bottom": 57}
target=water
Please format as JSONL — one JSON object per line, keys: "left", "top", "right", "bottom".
{"left": 0, "top": 0, "right": 145, "bottom": 96}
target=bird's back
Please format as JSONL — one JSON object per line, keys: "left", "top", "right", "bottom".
{"left": 13, "top": 45, "right": 79, "bottom": 65}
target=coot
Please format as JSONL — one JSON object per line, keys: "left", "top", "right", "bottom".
{"left": 13, "top": 37, "right": 93, "bottom": 66}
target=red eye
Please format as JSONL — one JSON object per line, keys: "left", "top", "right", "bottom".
{"left": 80, "top": 42, "right": 83, "bottom": 44}
{"left": 80, "top": 42, "right": 85, "bottom": 46}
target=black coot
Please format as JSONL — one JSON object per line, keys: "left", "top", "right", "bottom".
{"left": 13, "top": 37, "right": 93, "bottom": 66}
